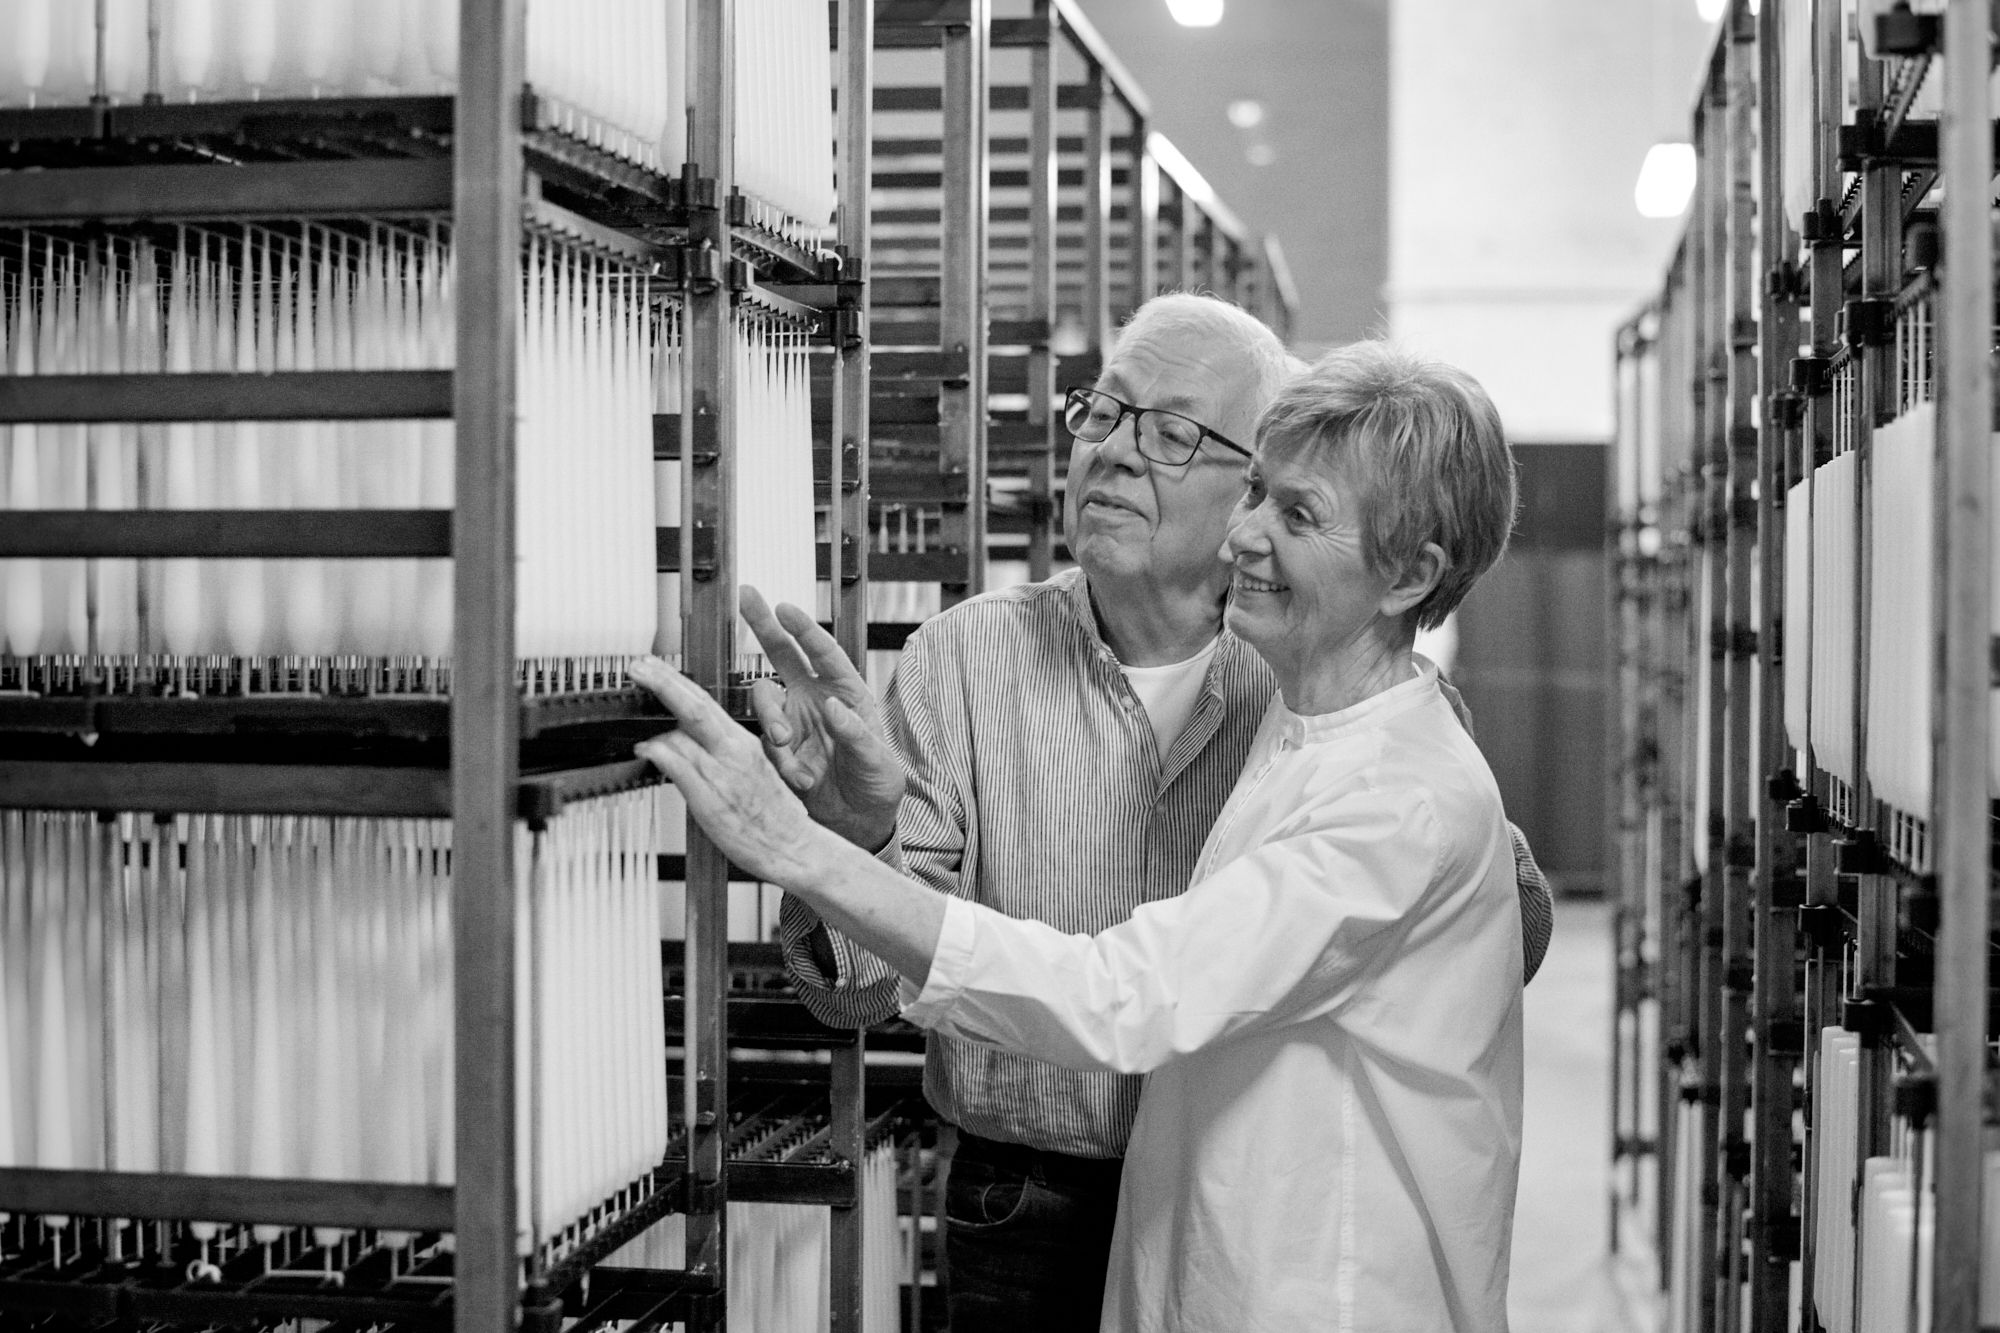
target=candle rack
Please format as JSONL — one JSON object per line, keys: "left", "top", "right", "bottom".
{"left": 1609, "top": 2, "right": 1998, "bottom": 1330}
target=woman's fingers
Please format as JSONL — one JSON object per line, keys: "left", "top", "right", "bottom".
{"left": 629, "top": 657, "right": 739, "bottom": 751}
{"left": 634, "top": 729, "right": 701, "bottom": 786}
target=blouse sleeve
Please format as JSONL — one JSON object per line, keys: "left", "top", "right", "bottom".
{"left": 902, "top": 785, "right": 1455, "bottom": 1074}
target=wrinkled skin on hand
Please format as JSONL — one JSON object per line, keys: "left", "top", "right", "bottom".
{"left": 630, "top": 655, "right": 826, "bottom": 886}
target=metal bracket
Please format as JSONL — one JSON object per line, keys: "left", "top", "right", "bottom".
{"left": 679, "top": 165, "right": 719, "bottom": 211}
{"left": 1769, "top": 391, "right": 1806, "bottom": 429}
{"left": 1839, "top": 298, "right": 1896, "bottom": 349}
{"left": 1893, "top": 1072, "right": 1938, "bottom": 1124}
{"left": 688, "top": 524, "right": 718, "bottom": 581}
{"left": 1841, "top": 994, "right": 1891, "bottom": 1036}
{"left": 1834, "top": 831, "right": 1885, "bottom": 875}
{"left": 1790, "top": 355, "right": 1833, "bottom": 396}
{"left": 1874, "top": 3, "right": 1942, "bottom": 56}
{"left": 1766, "top": 1019, "right": 1807, "bottom": 1057}
{"left": 1765, "top": 261, "right": 1805, "bottom": 305}
{"left": 1800, "top": 199, "right": 1844, "bottom": 248}
{"left": 1797, "top": 903, "right": 1847, "bottom": 950}
{"left": 679, "top": 242, "right": 724, "bottom": 295}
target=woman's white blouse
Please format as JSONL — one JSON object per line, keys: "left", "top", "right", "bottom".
{"left": 902, "top": 660, "right": 1524, "bottom": 1332}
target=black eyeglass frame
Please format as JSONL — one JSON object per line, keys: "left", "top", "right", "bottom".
{"left": 1061, "top": 387, "right": 1253, "bottom": 468}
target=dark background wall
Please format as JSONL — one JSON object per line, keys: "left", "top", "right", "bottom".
{"left": 1452, "top": 443, "right": 1610, "bottom": 896}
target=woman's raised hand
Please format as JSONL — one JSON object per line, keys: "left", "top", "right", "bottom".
{"left": 630, "top": 656, "right": 825, "bottom": 886}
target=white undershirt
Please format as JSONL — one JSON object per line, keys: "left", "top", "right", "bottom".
{"left": 1119, "top": 637, "right": 1220, "bottom": 753}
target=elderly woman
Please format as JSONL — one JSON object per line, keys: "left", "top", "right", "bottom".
{"left": 632, "top": 341, "right": 1522, "bottom": 1333}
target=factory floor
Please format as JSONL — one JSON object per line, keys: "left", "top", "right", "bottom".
{"left": 1511, "top": 897, "right": 1665, "bottom": 1333}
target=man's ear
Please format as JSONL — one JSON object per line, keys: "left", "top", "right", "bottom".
{"left": 1380, "top": 542, "right": 1448, "bottom": 620}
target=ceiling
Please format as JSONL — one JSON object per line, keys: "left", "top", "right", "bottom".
{"left": 1072, "top": 0, "right": 1389, "bottom": 353}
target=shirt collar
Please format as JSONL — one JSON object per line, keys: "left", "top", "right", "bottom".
{"left": 1068, "top": 569, "right": 1249, "bottom": 691}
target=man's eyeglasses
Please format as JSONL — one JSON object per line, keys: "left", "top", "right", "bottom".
{"left": 1062, "top": 387, "right": 1251, "bottom": 468}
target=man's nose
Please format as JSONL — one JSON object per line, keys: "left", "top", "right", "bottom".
{"left": 1095, "top": 413, "right": 1149, "bottom": 472}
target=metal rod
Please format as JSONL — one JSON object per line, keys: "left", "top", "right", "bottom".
{"left": 937, "top": 0, "right": 990, "bottom": 607}
{"left": 683, "top": 1, "right": 737, "bottom": 1325}
{"left": 0, "top": 159, "right": 454, "bottom": 224}
{"left": 0, "top": 510, "right": 452, "bottom": 559}
{"left": 1080, "top": 68, "right": 1110, "bottom": 358}
{"left": 1025, "top": 0, "right": 1057, "bottom": 584}
{"left": 0, "top": 1167, "right": 455, "bottom": 1231}
{"left": 1718, "top": 17, "right": 1758, "bottom": 1331}
{"left": 1127, "top": 114, "right": 1154, "bottom": 318}
{"left": 451, "top": 1, "right": 525, "bottom": 1331}
{"left": 1930, "top": 1, "right": 1993, "bottom": 1324}
{"left": 0, "top": 762, "right": 455, "bottom": 817}
{"left": 1749, "top": 0, "right": 1803, "bottom": 1323}
{"left": 0, "top": 370, "right": 455, "bottom": 424}
{"left": 831, "top": 0, "right": 874, "bottom": 661}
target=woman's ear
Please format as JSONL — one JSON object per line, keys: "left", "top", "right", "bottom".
{"left": 1380, "top": 542, "right": 1448, "bottom": 620}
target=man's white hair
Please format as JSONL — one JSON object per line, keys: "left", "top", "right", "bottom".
{"left": 1110, "top": 292, "right": 1296, "bottom": 418}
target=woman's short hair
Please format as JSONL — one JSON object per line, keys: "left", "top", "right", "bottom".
{"left": 1256, "top": 342, "right": 1517, "bottom": 630}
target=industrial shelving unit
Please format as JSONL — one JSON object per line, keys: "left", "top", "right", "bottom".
{"left": 1611, "top": 1, "right": 1995, "bottom": 1329}
{"left": 0, "top": 1, "right": 897, "bottom": 1330}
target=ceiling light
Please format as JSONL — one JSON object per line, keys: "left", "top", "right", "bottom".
{"left": 1695, "top": 0, "right": 1727, "bottom": 20}
{"left": 1226, "top": 99, "right": 1265, "bottom": 129}
{"left": 1165, "top": 0, "right": 1224, "bottom": 27}
{"left": 1634, "top": 142, "right": 1697, "bottom": 218}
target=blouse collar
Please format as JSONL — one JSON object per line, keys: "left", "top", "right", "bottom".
{"left": 1271, "top": 654, "right": 1441, "bottom": 747}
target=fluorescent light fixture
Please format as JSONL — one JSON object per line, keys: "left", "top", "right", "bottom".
{"left": 1634, "top": 141, "right": 1697, "bottom": 218}
{"left": 1695, "top": 0, "right": 1727, "bottom": 19}
{"left": 1226, "top": 99, "right": 1265, "bottom": 129}
{"left": 1165, "top": 0, "right": 1224, "bottom": 27}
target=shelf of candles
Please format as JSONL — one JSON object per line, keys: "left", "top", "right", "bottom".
{"left": 728, "top": 208, "right": 842, "bottom": 293}
{"left": 0, "top": 1161, "right": 696, "bottom": 1332}
{"left": 0, "top": 1219, "right": 458, "bottom": 1331}
{"left": 0, "top": 93, "right": 694, "bottom": 242}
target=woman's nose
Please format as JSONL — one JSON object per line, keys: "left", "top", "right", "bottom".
{"left": 1223, "top": 505, "right": 1272, "bottom": 561}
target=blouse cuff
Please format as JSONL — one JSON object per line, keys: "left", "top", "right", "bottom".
{"left": 898, "top": 896, "right": 978, "bottom": 1025}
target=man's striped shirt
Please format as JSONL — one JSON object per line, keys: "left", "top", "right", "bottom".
{"left": 779, "top": 566, "right": 1554, "bottom": 1159}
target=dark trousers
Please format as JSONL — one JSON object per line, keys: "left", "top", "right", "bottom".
{"left": 943, "top": 1129, "right": 1125, "bottom": 1333}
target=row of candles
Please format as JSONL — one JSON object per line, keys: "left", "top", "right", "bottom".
{"left": 608, "top": 1151, "right": 906, "bottom": 1333}
{"left": 0, "top": 223, "right": 857, "bottom": 689}
{"left": 0, "top": 0, "right": 676, "bottom": 172}
{"left": 0, "top": 792, "right": 674, "bottom": 1249}
{"left": 0, "top": 0, "right": 840, "bottom": 223}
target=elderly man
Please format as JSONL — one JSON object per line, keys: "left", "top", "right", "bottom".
{"left": 738, "top": 294, "right": 1552, "bottom": 1332}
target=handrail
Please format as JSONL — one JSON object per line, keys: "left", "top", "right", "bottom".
{"left": 1147, "top": 132, "right": 1247, "bottom": 243}
{"left": 1049, "top": 0, "right": 1150, "bottom": 121}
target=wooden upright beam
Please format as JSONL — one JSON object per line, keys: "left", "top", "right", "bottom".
{"left": 451, "top": 0, "right": 525, "bottom": 1330}
{"left": 1931, "top": 1, "right": 1993, "bottom": 1325}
